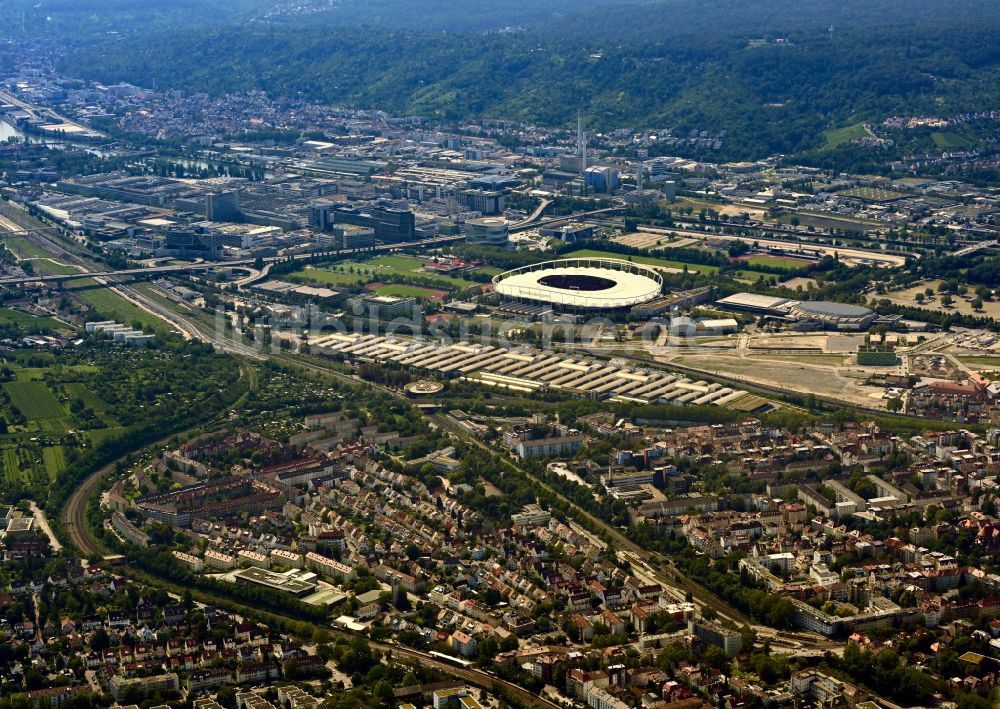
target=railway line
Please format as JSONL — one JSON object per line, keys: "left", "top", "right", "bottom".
{"left": 27, "top": 202, "right": 842, "bottom": 664}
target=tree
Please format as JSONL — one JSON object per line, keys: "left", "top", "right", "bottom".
{"left": 702, "top": 645, "right": 730, "bottom": 671}
{"left": 374, "top": 680, "right": 395, "bottom": 707}
{"left": 89, "top": 627, "right": 109, "bottom": 651}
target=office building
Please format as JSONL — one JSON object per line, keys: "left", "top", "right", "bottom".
{"left": 460, "top": 189, "right": 504, "bottom": 215}
{"left": 332, "top": 204, "right": 416, "bottom": 243}
{"left": 347, "top": 293, "right": 419, "bottom": 319}
{"left": 205, "top": 190, "right": 240, "bottom": 221}
{"left": 465, "top": 217, "right": 509, "bottom": 246}
{"left": 158, "top": 227, "right": 221, "bottom": 259}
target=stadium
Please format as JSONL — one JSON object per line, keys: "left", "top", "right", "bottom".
{"left": 492, "top": 257, "right": 663, "bottom": 311}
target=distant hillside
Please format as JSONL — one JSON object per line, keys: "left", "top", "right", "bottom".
{"left": 51, "top": 0, "right": 1000, "bottom": 159}
{"left": 0, "top": 0, "right": 274, "bottom": 40}
{"left": 0, "top": 0, "right": 627, "bottom": 39}
{"left": 302, "top": 0, "right": 627, "bottom": 33}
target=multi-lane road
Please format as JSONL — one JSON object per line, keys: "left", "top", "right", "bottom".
{"left": 0, "top": 228, "right": 469, "bottom": 287}
{"left": 23, "top": 197, "right": 838, "bottom": 663}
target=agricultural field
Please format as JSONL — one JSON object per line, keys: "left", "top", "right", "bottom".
{"left": 821, "top": 122, "right": 873, "bottom": 150}
{"left": 2, "top": 234, "right": 55, "bottom": 260}
{"left": 64, "top": 382, "right": 111, "bottom": 414}
{"left": 931, "top": 131, "right": 974, "bottom": 149}
{"left": 5, "top": 381, "right": 65, "bottom": 421}
{"left": 562, "top": 248, "right": 720, "bottom": 275}
{"left": 0, "top": 342, "right": 243, "bottom": 500}
{"left": 65, "top": 280, "right": 171, "bottom": 336}
{"left": 42, "top": 446, "right": 67, "bottom": 480}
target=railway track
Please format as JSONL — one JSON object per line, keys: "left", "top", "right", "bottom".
{"left": 31, "top": 208, "right": 833, "bottom": 654}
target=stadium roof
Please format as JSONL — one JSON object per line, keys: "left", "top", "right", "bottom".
{"left": 715, "top": 292, "right": 793, "bottom": 311}
{"left": 793, "top": 301, "right": 873, "bottom": 318}
{"left": 493, "top": 258, "right": 662, "bottom": 310}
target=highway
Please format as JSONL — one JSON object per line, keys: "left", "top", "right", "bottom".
{"left": 511, "top": 198, "right": 552, "bottom": 228}
{"left": 509, "top": 206, "right": 626, "bottom": 234}
{"left": 952, "top": 239, "right": 998, "bottom": 257}
{"left": 0, "top": 231, "right": 469, "bottom": 287}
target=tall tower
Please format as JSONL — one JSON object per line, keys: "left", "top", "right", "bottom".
{"left": 577, "top": 111, "right": 587, "bottom": 173}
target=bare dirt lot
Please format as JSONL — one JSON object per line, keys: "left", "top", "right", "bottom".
{"left": 781, "top": 277, "right": 818, "bottom": 291}
{"left": 665, "top": 352, "right": 890, "bottom": 407}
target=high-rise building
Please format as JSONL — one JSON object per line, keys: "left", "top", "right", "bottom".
{"left": 205, "top": 190, "right": 240, "bottom": 221}
{"left": 460, "top": 189, "right": 505, "bottom": 215}
{"left": 331, "top": 204, "right": 416, "bottom": 243}
{"left": 309, "top": 201, "right": 337, "bottom": 231}
{"left": 159, "top": 227, "right": 221, "bottom": 259}
{"left": 370, "top": 205, "right": 416, "bottom": 242}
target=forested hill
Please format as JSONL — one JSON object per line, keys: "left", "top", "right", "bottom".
{"left": 51, "top": 0, "right": 1000, "bottom": 159}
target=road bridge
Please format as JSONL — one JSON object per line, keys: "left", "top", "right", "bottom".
{"left": 0, "top": 233, "right": 467, "bottom": 287}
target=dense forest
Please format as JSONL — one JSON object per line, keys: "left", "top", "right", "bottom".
{"left": 8, "top": 0, "right": 1000, "bottom": 159}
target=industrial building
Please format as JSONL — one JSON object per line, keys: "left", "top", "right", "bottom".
{"left": 330, "top": 203, "right": 416, "bottom": 243}
{"left": 715, "top": 292, "right": 794, "bottom": 315}
{"left": 158, "top": 227, "right": 221, "bottom": 259}
{"left": 307, "top": 333, "right": 753, "bottom": 410}
{"left": 584, "top": 166, "right": 620, "bottom": 194}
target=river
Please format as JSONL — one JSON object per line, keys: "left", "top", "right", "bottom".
{"left": 0, "top": 118, "right": 115, "bottom": 156}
